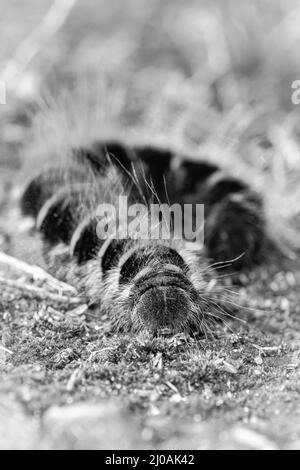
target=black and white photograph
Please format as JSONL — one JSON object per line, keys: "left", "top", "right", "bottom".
{"left": 0, "top": 0, "right": 300, "bottom": 452}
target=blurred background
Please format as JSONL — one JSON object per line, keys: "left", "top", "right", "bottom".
{"left": 1, "top": 0, "right": 300, "bottom": 248}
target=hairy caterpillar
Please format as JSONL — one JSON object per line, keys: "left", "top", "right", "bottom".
{"left": 20, "top": 140, "right": 265, "bottom": 335}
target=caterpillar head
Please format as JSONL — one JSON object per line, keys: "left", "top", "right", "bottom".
{"left": 83, "top": 238, "right": 219, "bottom": 335}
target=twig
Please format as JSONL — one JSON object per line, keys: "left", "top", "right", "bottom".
{"left": 0, "top": 276, "right": 82, "bottom": 305}
{"left": 66, "top": 368, "right": 82, "bottom": 392}
{"left": 0, "top": 251, "right": 77, "bottom": 294}
{"left": 165, "top": 381, "right": 179, "bottom": 393}
{"left": 252, "top": 344, "right": 281, "bottom": 353}
{"left": 88, "top": 347, "right": 116, "bottom": 362}
{"left": 0, "top": 345, "right": 13, "bottom": 355}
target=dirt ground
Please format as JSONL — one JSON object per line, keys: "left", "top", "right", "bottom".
{"left": 1, "top": 0, "right": 300, "bottom": 450}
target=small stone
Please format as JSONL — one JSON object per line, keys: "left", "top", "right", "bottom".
{"left": 254, "top": 356, "right": 263, "bottom": 365}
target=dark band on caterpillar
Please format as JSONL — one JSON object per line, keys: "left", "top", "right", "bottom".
{"left": 70, "top": 216, "right": 102, "bottom": 264}
{"left": 118, "top": 244, "right": 189, "bottom": 284}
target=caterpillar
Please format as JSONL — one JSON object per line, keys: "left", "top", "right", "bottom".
{"left": 20, "top": 139, "right": 266, "bottom": 335}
